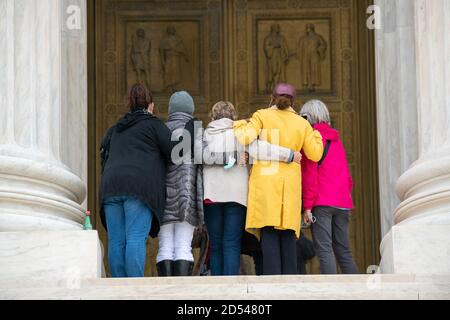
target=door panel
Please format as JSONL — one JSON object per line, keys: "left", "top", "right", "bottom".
{"left": 91, "top": 0, "right": 379, "bottom": 276}
{"left": 224, "top": 0, "right": 380, "bottom": 274}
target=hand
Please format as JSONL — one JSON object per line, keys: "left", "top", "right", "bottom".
{"left": 293, "top": 151, "right": 302, "bottom": 164}
{"left": 303, "top": 210, "right": 313, "bottom": 225}
{"left": 195, "top": 224, "right": 206, "bottom": 235}
{"left": 239, "top": 152, "right": 249, "bottom": 165}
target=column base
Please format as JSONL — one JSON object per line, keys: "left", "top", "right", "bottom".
{"left": 0, "top": 146, "right": 87, "bottom": 231}
{"left": 0, "top": 230, "right": 104, "bottom": 288}
{"left": 380, "top": 224, "right": 450, "bottom": 274}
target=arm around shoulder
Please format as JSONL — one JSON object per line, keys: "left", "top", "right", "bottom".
{"left": 154, "top": 119, "right": 175, "bottom": 162}
{"left": 248, "top": 140, "right": 294, "bottom": 163}
{"left": 233, "top": 111, "right": 264, "bottom": 146}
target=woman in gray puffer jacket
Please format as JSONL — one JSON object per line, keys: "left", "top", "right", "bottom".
{"left": 156, "top": 91, "right": 203, "bottom": 277}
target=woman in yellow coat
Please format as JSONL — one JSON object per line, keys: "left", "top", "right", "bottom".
{"left": 234, "top": 83, "right": 324, "bottom": 275}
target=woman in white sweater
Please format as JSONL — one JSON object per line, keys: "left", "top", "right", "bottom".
{"left": 201, "top": 101, "right": 301, "bottom": 275}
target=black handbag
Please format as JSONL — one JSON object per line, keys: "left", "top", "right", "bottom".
{"left": 297, "top": 233, "right": 316, "bottom": 261}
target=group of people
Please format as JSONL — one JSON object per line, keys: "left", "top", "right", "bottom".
{"left": 98, "top": 82, "right": 358, "bottom": 278}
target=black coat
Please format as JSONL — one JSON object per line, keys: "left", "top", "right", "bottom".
{"left": 98, "top": 109, "right": 174, "bottom": 238}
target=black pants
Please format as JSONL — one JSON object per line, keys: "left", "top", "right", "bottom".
{"left": 260, "top": 227, "right": 297, "bottom": 275}
{"left": 251, "top": 251, "right": 262, "bottom": 276}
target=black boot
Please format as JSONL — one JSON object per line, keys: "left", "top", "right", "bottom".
{"left": 157, "top": 260, "right": 173, "bottom": 277}
{"left": 173, "top": 260, "right": 193, "bottom": 277}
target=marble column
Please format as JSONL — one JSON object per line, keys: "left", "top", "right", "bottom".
{"left": 0, "top": 0, "right": 87, "bottom": 231}
{"left": 375, "top": 0, "right": 419, "bottom": 238}
{"left": 379, "top": 0, "right": 450, "bottom": 274}
{"left": 0, "top": 0, "right": 103, "bottom": 284}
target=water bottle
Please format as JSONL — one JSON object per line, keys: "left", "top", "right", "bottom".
{"left": 84, "top": 210, "right": 93, "bottom": 230}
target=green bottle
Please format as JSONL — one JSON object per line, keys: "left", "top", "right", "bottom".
{"left": 84, "top": 210, "right": 93, "bottom": 230}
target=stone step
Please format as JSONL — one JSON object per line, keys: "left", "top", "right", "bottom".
{"left": 1, "top": 275, "right": 449, "bottom": 300}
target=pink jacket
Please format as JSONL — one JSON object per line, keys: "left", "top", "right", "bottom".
{"left": 301, "top": 123, "right": 354, "bottom": 211}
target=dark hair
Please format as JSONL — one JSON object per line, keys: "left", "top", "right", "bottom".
{"left": 126, "top": 83, "right": 153, "bottom": 112}
{"left": 271, "top": 94, "right": 294, "bottom": 110}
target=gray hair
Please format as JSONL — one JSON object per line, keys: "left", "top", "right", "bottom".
{"left": 300, "top": 99, "right": 331, "bottom": 125}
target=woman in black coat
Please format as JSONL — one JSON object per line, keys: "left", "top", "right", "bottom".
{"left": 99, "top": 83, "right": 174, "bottom": 278}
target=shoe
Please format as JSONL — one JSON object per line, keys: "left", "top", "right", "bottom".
{"left": 157, "top": 260, "right": 173, "bottom": 277}
{"left": 173, "top": 260, "right": 194, "bottom": 277}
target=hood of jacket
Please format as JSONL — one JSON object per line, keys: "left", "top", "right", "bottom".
{"left": 166, "top": 112, "right": 193, "bottom": 131}
{"left": 116, "top": 109, "right": 152, "bottom": 132}
{"left": 206, "top": 118, "right": 234, "bottom": 135}
{"left": 313, "top": 123, "right": 340, "bottom": 141}
{"left": 204, "top": 118, "right": 237, "bottom": 153}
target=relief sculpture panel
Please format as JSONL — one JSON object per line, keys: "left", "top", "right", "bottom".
{"left": 257, "top": 19, "right": 332, "bottom": 95}
{"left": 126, "top": 21, "right": 200, "bottom": 95}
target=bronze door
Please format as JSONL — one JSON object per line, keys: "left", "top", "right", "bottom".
{"left": 89, "top": 0, "right": 380, "bottom": 276}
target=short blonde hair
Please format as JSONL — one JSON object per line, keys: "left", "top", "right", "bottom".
{"left": 210, "top": 101, "right": 237, "bottom": 121}
{"left": 300, "top": 99, "right": 331, "bottom": 125}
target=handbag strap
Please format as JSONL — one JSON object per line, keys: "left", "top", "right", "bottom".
{"left": 318, "top": 140, "right": 331, "bottom": 167}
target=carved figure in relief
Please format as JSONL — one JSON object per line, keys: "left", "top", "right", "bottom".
{"left": 296, "top": 23, "right": 327, "bottom": 92}
{"left": 130, "top": 29, "right": 151, "bottom": 87}
{"left": 263, "top": 23, "right": 290, "bottom": 93}
{"left": 160, "top": 26, "right": 189, "bottom": 92}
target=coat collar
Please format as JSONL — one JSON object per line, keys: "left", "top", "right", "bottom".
{"left": 269, "top": 105, "right": 298, "bottom": 114}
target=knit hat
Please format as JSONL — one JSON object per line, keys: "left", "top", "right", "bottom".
{"left": 168, "top": 91, "right": 195, "bottom": 115}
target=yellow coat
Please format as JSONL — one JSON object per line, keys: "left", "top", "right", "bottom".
{"left": 234, "top": 107, "right": 323, "bottom": 239}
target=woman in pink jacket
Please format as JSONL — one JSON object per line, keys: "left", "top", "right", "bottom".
{"left": 300, "top": 100, "right": 358, "bottom": 274}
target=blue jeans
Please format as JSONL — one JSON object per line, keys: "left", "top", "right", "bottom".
{"left": 204, "top": 202, "right": 246, "bottom": 276}
{"left": 104, "top": 196, "right": 153, "bottom": 278}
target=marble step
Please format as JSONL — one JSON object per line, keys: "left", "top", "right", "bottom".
{"left": 1, "top": 275, "right": 450, "bottom": 300}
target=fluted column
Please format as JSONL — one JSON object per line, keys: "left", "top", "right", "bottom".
{"left": 380, "top": 0, "right": 450, "bottom": 274}
{"left": 375, "top": 0, "right": 419, "bottom": 237}
{"left": 0, "top": 0, "right": 87, "bottom": 231}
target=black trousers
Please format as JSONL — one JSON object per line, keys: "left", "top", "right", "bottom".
{"left": 260, "top": 227, "right": 297, "bottom": 275}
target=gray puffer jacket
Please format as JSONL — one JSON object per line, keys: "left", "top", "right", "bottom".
{"left": 162, "top": 112, "right": 204, "bottom": 227}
